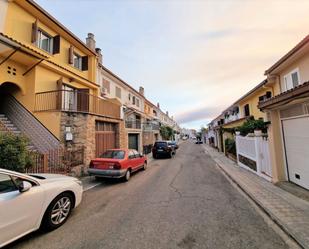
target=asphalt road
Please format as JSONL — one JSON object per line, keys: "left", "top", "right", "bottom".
{"left": 9, "top": 141, "right": 289, "bottom": 249}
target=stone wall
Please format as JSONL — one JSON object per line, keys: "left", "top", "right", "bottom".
{"left": 60, "top": 112, "right": 125, "bottom": 173}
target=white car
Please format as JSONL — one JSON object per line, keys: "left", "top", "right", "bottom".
{"left": 0, "top": 168, "right": 83, "bottom": 248}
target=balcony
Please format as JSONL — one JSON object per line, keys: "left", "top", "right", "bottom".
{"left": 143, "top": 122, "right": 160, "bottom": 131}
{"left": 125, "top": 120, "right": 141, "bottom": 129}
{"left": 35, "top": 90, "right": 120, "bottom": 119}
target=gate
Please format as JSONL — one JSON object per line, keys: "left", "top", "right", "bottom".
{"left": 95, "top": 121, "right": 117, "bottom": 157}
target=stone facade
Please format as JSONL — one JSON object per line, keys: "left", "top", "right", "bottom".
{"left": 60, "top": 112, "right": 125, "bottom": 172}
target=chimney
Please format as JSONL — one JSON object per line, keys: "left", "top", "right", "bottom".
{"left": 139, "top": 86, "right": 144, "bottom": 96}
{"left": 86, "top": 33, "right": 96, "bottom": 51}
{"left": 166, "top": 111, "right": 169, "bottom": 116}
{"left": 96, "top": 48, "right": 103, "bottom": 65}
{"left": 157, "top": 102, "right": 160, "bottom": 108}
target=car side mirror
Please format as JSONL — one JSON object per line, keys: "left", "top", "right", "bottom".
{"left": 19, "top": 181, "right": 32, "bottom": 193}
{"left": 140, "top": 154, "right": 144, "bottom": 158}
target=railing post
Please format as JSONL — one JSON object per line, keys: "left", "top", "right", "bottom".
{"left": 254, "top": 130, "right": 262, "bottom": 176}
{"left": 235, "top": 131, "right": 240, "bottom": 166}
{"left": 43, "top": 154, "right": 48, "bottom": 173}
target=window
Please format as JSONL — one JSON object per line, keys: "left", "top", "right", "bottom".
{"left": 73, "top": 53, "right": 82, "bottom": 70}
{"left": 0, "top": 174, "right": 17, "bottom": 194}
{"left": 128, "top": 93, "right": 131, "bottom": 100}
{"left": 283, "top": 69, "right": 300, "bottom": 92}
{"left": 116, "top": 86, "right": 121, "bottom": 98}
{"left": 136, "top": 98, "right": 140, "bottom": 107}
{"left": 132, "top": 96, "right": 136, "bottom": 105}
{"left": 128, "top": 150, "right": 135, "bottom": 159}
{"left": 244, "top": 104, "right": 250, "bottom": 117}
{"left": 102, "top": 79, "right": 110, "bottom": 94}
{"left": 62, "top": 85, "right": 76, "bottom": 110}
{"left": 100, "top": 150, "right": 125, "bottom": 159}
{"left": 38, "top": 29, "right": 53, "bottom": 53}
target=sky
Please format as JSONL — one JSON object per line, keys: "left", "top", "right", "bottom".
{"left": 36, "top": 0, "right": 309, "bottom": 130}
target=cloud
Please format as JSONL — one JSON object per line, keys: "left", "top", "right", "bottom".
{"left": 175, "top": 105, "right": 225, "bottom": 124}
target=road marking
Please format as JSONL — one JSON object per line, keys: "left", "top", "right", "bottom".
{"left": 83, "top": 182, "right": 102, "bottom": 192}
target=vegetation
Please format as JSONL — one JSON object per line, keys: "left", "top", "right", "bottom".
{"left": 160, "top": 125, "right": 174, "bottom": 140}
{"left": 236, "top": 119, "right": 269, "bottom": 136}
{"left": 224, "top": 138, "right": 236, "bottom": 156}
{"left": 0, "top": 133, "right": 33, "bottom": 172}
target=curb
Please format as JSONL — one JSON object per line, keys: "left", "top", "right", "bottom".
{"left": 204, "top": 145, "right": 306, "bottom": 249}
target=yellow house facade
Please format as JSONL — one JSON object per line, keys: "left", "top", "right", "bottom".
{"left": 219, "top": 80, "right": 273, "bottom": 154}
{"left": 259, "top": 35, "right": 309, "bottom": 190}
{"left": 0, "top": 0, "right": 121, "bottom": 167}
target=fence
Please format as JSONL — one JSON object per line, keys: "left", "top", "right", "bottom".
{"left": 26, "top": 147, "right": 84, "bottom": 174}
{"left": 235, "top": 131, "right": 272, "bottom": 181}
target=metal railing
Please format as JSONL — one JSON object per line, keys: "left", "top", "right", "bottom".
{"left": 125, "top": 120, "right": 141, "bottom": 129}
{"left": 26, "top": 146, "right": 85, "bottom": 174}
{"left": 35, "top": 90, "right": 120, "bottom": 119}
{"left": 143, "top": 122, "right": 160, "bottom": 131}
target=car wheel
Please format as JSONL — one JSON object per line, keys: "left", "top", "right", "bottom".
{"left": 41, "top": 192, "right": 73, "bottom": 231}
{"left": 143, "top": 162, "right": 147, "bottom": 170}
{"left": 124, "top": 170, "right": 131, "bottom": 181}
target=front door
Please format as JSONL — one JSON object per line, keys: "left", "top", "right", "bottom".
{"left": 128, "top": 134, "right": 139, "bottom": 151}
{"left": 282, "top": 116, "right": 309, "bottom": 190}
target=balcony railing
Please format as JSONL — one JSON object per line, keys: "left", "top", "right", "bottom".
{"left": 125, "top": 120, "right": 141, "bottom": 129}
{"left": 143, "top": 122, "right": 160, "bottom": 131}
{"left": 35, "top": 90, "right": 120, "bottom": 119}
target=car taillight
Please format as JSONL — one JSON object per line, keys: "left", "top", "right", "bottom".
{"left": 89, "top": 161, "right": 94, "bottom": 168}
{"left": 107, "top": 162, "right": 121, "bottom": 170}
{"left": 113, "top": 163, "right": 121, "bottom": 170}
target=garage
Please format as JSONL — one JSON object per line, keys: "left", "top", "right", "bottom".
{"left": 282, "top": 116, "right": 309, "bottom": 190}
{"left": 95, "top": 121, "right": 117, "bottom": 157}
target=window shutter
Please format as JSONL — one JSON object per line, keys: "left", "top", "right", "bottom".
{"left": 266, "top": 91, "right": 272, "bottom": 99}
{"left": 53, "top": 35, "right": 60, "bottom": 54}
{"left": 69, "top": 46, "right": 74, "bottom": 64}
{"left": 56, "top": 78, "right": 63, "bottom": 110}
{"left": 31, "top": 19, "right": 38, "bottom": 43}
{"left": 82, "top": 56, "right": 88, "bottom": 71}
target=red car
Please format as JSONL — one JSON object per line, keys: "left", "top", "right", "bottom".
{"left": 88, "top": 149, "right": 147, "bottom": 181}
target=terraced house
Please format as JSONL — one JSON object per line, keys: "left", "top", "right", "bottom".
{"left": 0, "top": 0, "right": 121, "bottom": 170}
{"left": 259, "top": 35, "right": 309, "bottom": 190}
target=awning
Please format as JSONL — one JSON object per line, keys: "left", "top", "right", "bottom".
{"left": 258, "top": 81, "right": 309, "bottom": 110}
{"left": 0, "top": 33, "right": 48, "bottom": 75}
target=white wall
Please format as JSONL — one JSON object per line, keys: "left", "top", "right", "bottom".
{"left": 0, "top": 0, "right": 8, "bottom": 33}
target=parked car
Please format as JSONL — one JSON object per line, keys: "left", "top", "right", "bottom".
{"left": 195, "top": 140, "right": 203, "bottom": 144}
{"left": 88, "top": 149, "right": 147, "bottom": 181}
{"left": 168, "top": 140, "right": 179, "bottom": 150}
{"left": 0, "top": 168, "right": 83, "bottom": 248}
{"left": 152, "top": 141, "right": 175, "bottom": 159}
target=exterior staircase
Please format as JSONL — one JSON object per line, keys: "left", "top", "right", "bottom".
{"left": 0, "top": 113, "right": 38, "bottom": 152}
{"left": 0, "top": 95, "right": 61, "bottom": 153}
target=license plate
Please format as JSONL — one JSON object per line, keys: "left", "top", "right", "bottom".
{"left": 158, "top": 149, "right": 163, "bottom": 152}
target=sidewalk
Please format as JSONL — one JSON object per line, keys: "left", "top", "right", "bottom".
{"left": 203, "top": 144, "right": 309, "bottom": 249}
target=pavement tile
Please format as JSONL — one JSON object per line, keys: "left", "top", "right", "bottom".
{"left": 204, "top": 144, "right": 309, "bottom": 249}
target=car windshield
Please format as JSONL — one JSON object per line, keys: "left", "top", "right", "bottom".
{"left": 155, "top": 142, "right": 167, "bottom": 147}
{"left": 100, "top": 150, "right": 125, "bottom": 159}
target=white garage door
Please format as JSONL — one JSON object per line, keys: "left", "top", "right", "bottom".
{"left": 282, "top": 116, "right": 309, "bottom": 190}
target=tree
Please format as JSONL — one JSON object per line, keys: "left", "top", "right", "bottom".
{"left": 160, "top": 125, "right": 174, "bottom": 140}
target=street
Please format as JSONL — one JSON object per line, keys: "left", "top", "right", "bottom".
{"left": 9, "top": 141, "right": 289, "bottom": 249}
